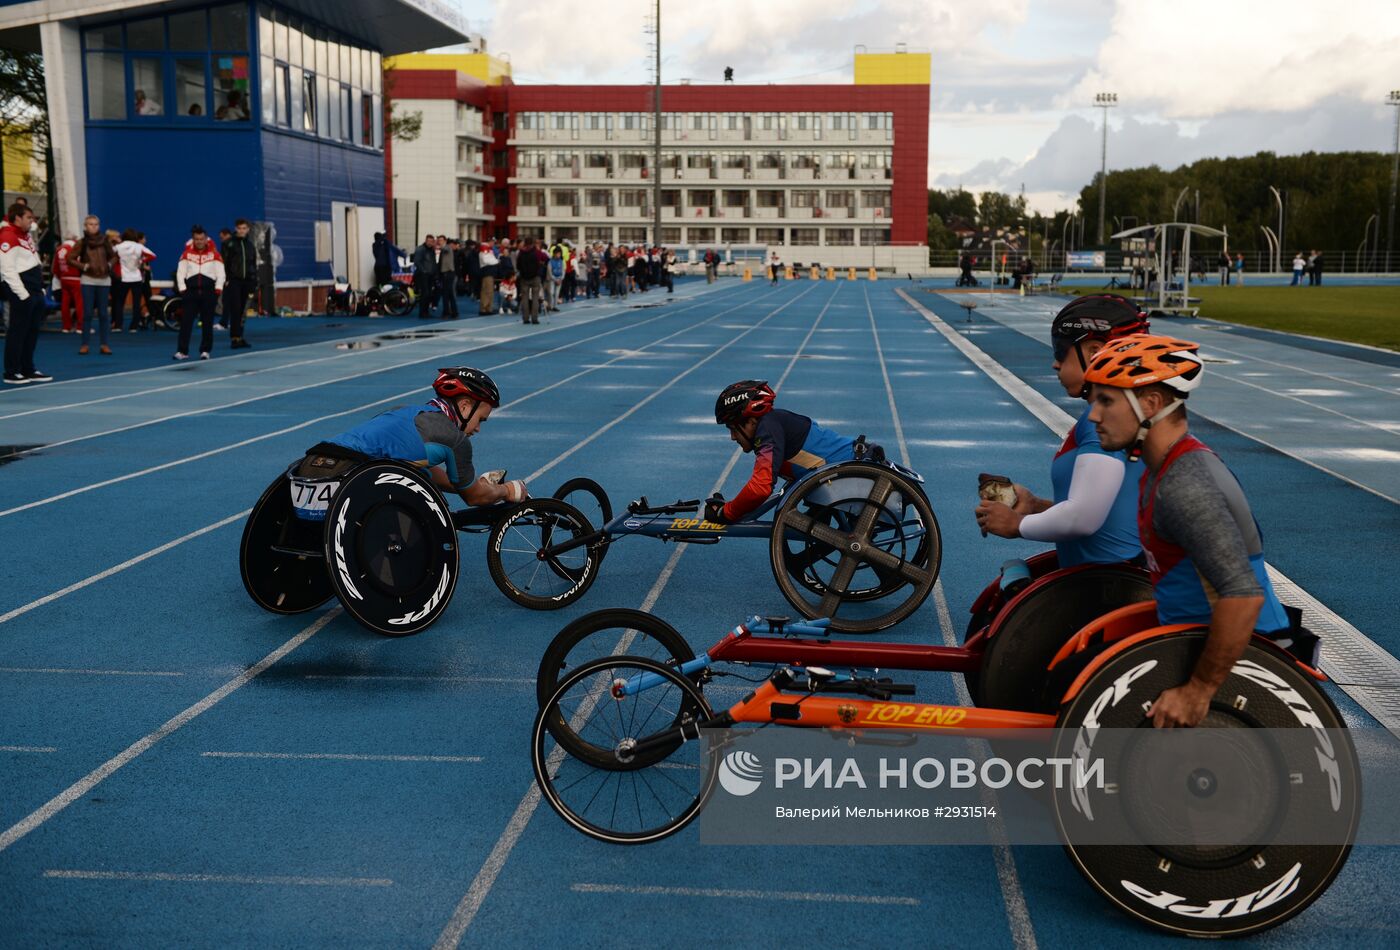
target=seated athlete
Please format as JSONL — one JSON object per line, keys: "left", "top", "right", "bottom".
{"left": 704, "top": 380, "right": 857, "bottom": 524}
{"left": 317, "top": 367, "right": 527, "bottom": 506}
{"left": 1084, "top": 334, "right": 1316, "bottom": 727}
{"left": 975, "top": 295, "right": 1148, "bottom": 566}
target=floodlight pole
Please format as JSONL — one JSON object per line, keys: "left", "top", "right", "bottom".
{"left": 1094, "top": 93, "right": 1117, "bottom": 246}
{"left": 1385, "top": 90, "right": 1400, "bottom": 273}
{"left": 1269, "top": 185, "right": 1284, "bottom": 273}
{"left": 652, "top": 0, "right": 663, "bottom": 249}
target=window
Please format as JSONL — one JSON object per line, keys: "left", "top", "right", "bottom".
{"left": 761, "top": 114, "right": 774, "bottom": 131}
{"left": 756, "top": 190, "right": 783, "bottom": 208}
{"left": 866, "top": 113, "right": 881, "bottom": 130}
{"left": 725, "top": 114, "right": 740, "bottom": 130}
{"left": 826, "top": 228, "right": 854, "bottom": 246}
{"left": 170, "top": 11, "right": 206, "bottom": 49}
{"left": 661, "top": 190, "right": 681, "bottom": 206}
{"left": 620, "top": 153, "right": 648, "bottom": 169}
{"left": 757, "top": 152, "right": 781, "bottom": 169}
{"left": 860, "top": 228, "right": 891, "bottom": 244}
{"left": 618, "top": 227, "right": 647, "bottom": 243}
{"left": 790, "top": 228, "right": 818, "bottom": 244}
{"left": 618, "top": 189, "right": 647, "bottom": 206}
{"left": 213, "top": 55, "right": 251, "bottom": 121}
{"left": 791, "top": 153, "right": 819, "bottom": 169}
{"left": 825, "top": 191, "right": 854, "bottom": 208}
{"left": 86, "top": 53, "right": 126, "bottom": 119}
{"left": 519, "top": 226, "right": 545, "bottom": 240}
{"left": 687, "top": 190, "right": 715, "bottom": 206}
{"left": 722, "top": 227, "right": 750, "bottom": 243}
{"left": 132, "top": 58, "right": 165, "bottom": 115}
{"left": 553, "top": 226, "right": 580, "bottom": 242}
{"left": 327, "top": 82, "right": 340, "bottom": 139}
{"left": 552, "top": 151, "right": 577, "bottom": 168}
{"left": 86, "top": 24, "right": 122, "bottom": 50}
{"left": 361, "top": 94, "right": 373, "bottom": 146}
{"left": 585, "top": 189, "right": 611, "bottom": 207}
{"left": 302, "top": 72, "right": 316, "bottom": 131}
{"left": 756, "top": 227, "right": 784, "bottom": 245}
{"left": 691, "top": 113, "right": 705, "bottom": 130}
{"left": 661, "top": 227, "right": 681, "bottom": 244}
{"left": 315, "top": 74, "right": 329, "bottom": 135}
{"left": 210, "top": 5, "right": 249, "bottom": 50}
{"left": 585, "top": 227, "right": 613, "bottom": 243}
{"left": 519, "top": 188, "right": 545, "bottom": 206}
{"left": 861, "top": 190, "right": 891, "bottom": 209}
{"left": 174, "top": 58, "right": 207, "bottom": 116}
{"left": 688, "top": 227, "right": 715, "bottom": 243}
{"left": 685, "top": 153, "right": 710, "bottom": 169}
{"left": 721, "top": 190, "right": 747, "bottom": 207}
{"left": 341, "top": 85, "right": 353, "bottom": 141}
{"left": 790, "top": 191, "right": 820, "bottom": 208}
{"left": 551, "top": 189, "right": 578, "bottom": 206}
{"left": 127, "top": 17, "right": 165, "bottom": 50}
{"left": 660, "top": 152, "right": 680, "bottom": 169}
{"left": 720, "top": 153, "right": 746, "bottom": 170}
{"left": 584, "top": 152, "right": 608, "bottom": 169}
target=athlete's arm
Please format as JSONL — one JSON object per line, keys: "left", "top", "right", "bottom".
{"left": 1016, "top": 454, "right": 1125, "bottom": 542}
{"left": 721, "top": 441, "right": 777, "bottom": 521}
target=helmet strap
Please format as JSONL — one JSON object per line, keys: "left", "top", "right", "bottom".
{"left": 1123, "top": 390, "right": 1185, "bottom": 462}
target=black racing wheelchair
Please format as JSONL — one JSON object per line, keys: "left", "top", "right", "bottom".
{"left": 239, "top": 444, "right": 609, "bottom": 636}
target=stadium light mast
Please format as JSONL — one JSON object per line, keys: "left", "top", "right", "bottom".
{"left": 651, "top": 0, "right": 663, "bottom": 249}
{"left": 1269, "top": 185, "right": 1284, "bottom": 273}
{"left": 1094, "top": 92, "right": 1117, "bottom": 246}
{"left": 1385, "top": 90, "right": 1400, "bottom": 273}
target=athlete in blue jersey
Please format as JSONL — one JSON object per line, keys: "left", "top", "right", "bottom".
{"left": 1085, "top": 334, "right": 1314, "bottom": 727}
{"left": 976, "top": 295, "right": 1148, "bottom": 566}
{"left": 321, "top": 367, "right": 527, "bottom": 506}
{"left": 704, "top": 380, "right": 857, "bottom": 523}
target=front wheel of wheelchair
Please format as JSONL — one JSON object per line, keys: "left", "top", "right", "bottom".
{"left": 536, "top": 609, "right": 697, "bottom": 711}
{"left": 487, "top": 498, "right": 602, "bottom": 610}
{"left": 322, "top": 461, "right": 459, "bottom": 636}
{"left": 1052, "top": 633, "right": 1359, "bottom": 938}
{"left": 533, "top": 656, "right": 717, "bottom": 844}
{"left": 551, "top": 477, "right": 613, "bottom": 566}
{"left": 770, "top": 461, "right": 941, "bottom": 634}
{"left": 240, "top": 472, "right": 334, "bottom": 614}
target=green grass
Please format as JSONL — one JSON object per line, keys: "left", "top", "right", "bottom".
{"left": 1059, "top": 285, "right": 1400, "bottom": 351}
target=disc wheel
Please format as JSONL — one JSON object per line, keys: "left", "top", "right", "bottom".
{"left": 1053, "top": 633, "right": 1359, "bottom": 938}
{"left": 240, "top": 470, "right": 335, "bottom": 614}
{"left": 771, "top": 461, "right": 941, "bottom": 633}
{"left": 322, "top": 461, "right": 459, "bottom": 636}
{"left": 486, "top": 498, "right": 602, "bottom": 610}
{"left": 383, "top": 287, "right": 412, "bottom": 316}
{"left": 533, "top": 656, "right": 717, "bottom": 844}
{"left": 975, "top": 565, "right": 1152, "bottom": 713}
{"left": 551, "top": 477, "right": 613, "bottom": 566}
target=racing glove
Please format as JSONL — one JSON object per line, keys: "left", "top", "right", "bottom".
{"left": 703, "top": 493, "right": 728, "bottom": 524}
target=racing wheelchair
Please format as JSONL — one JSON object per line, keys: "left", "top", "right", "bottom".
{"left": 485, "top": 443, "right": 941, "bottom": 634}
{"left": 532, "top": 593, "right": 1357, "bottom": 938}
{"left": 238, "top": 446, "right": 609, "bottom": 636}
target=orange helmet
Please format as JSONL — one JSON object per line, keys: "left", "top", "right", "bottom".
{"left": 1083, "top": 334, "right": 1203, "bottom": 395}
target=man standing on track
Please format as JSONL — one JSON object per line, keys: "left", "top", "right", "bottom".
{"left": 222, "top": 218, "right": 257, "bottom": 349}
{"left": 1, "top": 202, "right": 52, "bottom": 384}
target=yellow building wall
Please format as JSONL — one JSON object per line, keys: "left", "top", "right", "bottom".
{"left": 854, "top": 52, "right": 931, "bottom": 86}
{"left": 384, "top": 52, "right": 512, "bottom": 85}
{"left": 2, "top": 128, "right": 43, "bottom": 193}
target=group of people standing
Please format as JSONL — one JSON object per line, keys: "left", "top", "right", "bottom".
{"left": 1290, "top": 250, "right": 1324, "bottom": 286}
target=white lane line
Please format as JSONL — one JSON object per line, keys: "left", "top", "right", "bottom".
{"left": 0, "top": 511, "right": 249, "bottom": 626}
{"left": 43, "top": 869, "right": 392, "bottom": 887}
{"left": 0, "top": 667, "right": 184, "bottom": 677}
{"left": 0, "top": 287, "right": 763, "bottom": 519}
{"left": 431, "top": 284, "right": 844, "bottom": 950}
{"left": 897, "top": 287, "right": 1400, "bottom": 734}
{"left": 865, "top": 285, "right": 1038, "bottom": 950}
{"left": 303, "top": 674, "right": 532, "bottom": 684}
{"left": 0, "top": 608, "right": 341, "bottom": 855}
{"left": 570, "top": 883, "right": 920, "bottom": 906}
{"left": 1188, "top": 337, "right": 1400, "bottom": 398}
{"left": 1, "top": 745, "right": 57, "bottom": 753}
{"left": 3, "top": 284, "right": 744, "bottom": 460}
{"left": 201, "top": 751, "right": 483, "bottom": 763}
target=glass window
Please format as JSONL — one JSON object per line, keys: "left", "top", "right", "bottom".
{"left": 213, "top": 55, "right": 251, "bottom": 120}
{"left": 288, "top": 67, "right": 302, "bottom": 129}
{"left": 316, "top": 36, "right": 328, "bottom": 74}
{"left": 170, "top": 11, "right": 206, "bottom": 50}
{"left": 757, "top": 152, "right": 781, "bottom": 168}
{"left": 85, "top": 53, "right": 126, "bottom": 119}
{"left": 176, "top": 59, "right": 207, "bottom": 116}
{"left": 287, "top": 25, "right": 303, "bottom": 67}
{"left": 260, "top": 57, "right": 274, "bottom": 123}
{"left": 585, "top": 226, "right": 612, "bottom": 243}
{"left": 274, "top": 63, "right": 289, "bottom": 126}
{"left": 685, "top": 153, "right": 710, "bottom": 169}
{"left": 661, "top": 189, "right": 680, "bottom": 206}
{"left": 722, "top": 228, "right": 749, "bottom": 243}
{"left": 584, "top": 190, "right": 610, "bottom": 207}
{"left": 661, "top": 227, "right": 681, "bottom": 244}
{"left": 860, "top": 228, "right": 891, "bottom": 244}
{"left": 721, "top": 190, "right": 747, "bottom": 207}
{"left": 688, "top": 227, "right": 715, "bottom": 242}
{"left": 372, "top": 95, "right": 383, "bottom": 148}
{"left": 274, "top": 18, "right": 288, "bottom": 60}
{"left": 341, "top": 85, "right": 353, "bottom": 141}
{"left": 791, "top": 190, "right": 819, "bottom": 207}
{"left": 370, "top": 52, "right": 382, "bottom": 93}
{"left": 258, "top": 14, "right": 273, "bottom": 56}
{"left": 302, "top": 72, "right": 316, "bottom": 132}
{"left": 618, "top": 227, "right": 647, "bottom": 243}
{"left": 825, "top": 190, "right": 853, "bottom": 208}
{"left": 327, "top": 83, "right": 341, "bottom": 139}
{"left": 791, "top": 228, "right": 818, "bottom": 244}
{"left": 86, "top": 24, "right": 123, "bottom": 50}
{"left": 127, "top": 17, "right": 165, "bottom": 50}
{"left": 340, "top": 44, "right": 351, "bottom": 82}
{"left": 316, "top": 74, "right": 329, "bottom": 136}
{"left": 131, "top": 58, "right": 164, "bottom": 115}
{"left": 349, "top": 88, "right": 361, "bottom": 141}
{"left": 211, "top": 5, "right": 249, "bottom": 50}
{"left": 350, "top": 44, "right": 361, "bottom": 88}
{"left": 362, "top": 94, "right": 373, "bottom": 146}
{"left": 756, "top": 190, "right": 782, "bottom": 208}
{"left": 826, "top": 228, "right": 854, "bottom": 246}
{"left": 687, "top": 190, "right": 714, "bottom": 206}
{"left": 584, "top": 152, "right": 608, "bottom": 169}
{"left": 551, "top": 189, "right": 578, "bottom": 206}
{"left": 756, "top": 228, "right": 784, "bottom": 245}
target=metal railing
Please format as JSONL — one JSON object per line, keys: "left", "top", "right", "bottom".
{"left": 929, "top": 248, "right": 1399, "bottom": 274}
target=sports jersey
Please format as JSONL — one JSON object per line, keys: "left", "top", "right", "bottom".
{"left": 1043, "top": 406, "right": 1142, "bottom": 566}
{"left": 1139, "top": 435, "right": 1289, "bottom": 633}
{"left": 328, "top": 401, "right": 475, "bottom": 489}
{"left": 724, "top": 408, "right": 856, "bottom": 521}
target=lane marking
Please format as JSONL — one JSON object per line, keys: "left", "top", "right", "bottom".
{"left": 0, "top": 608, "right": 342, "bottom": 854}
{"left": 1, "top": 283, "right": 746, "bottom": 461}
{"left": 43, "top": 869, "right": 392, "bottom": 887}
{"left": 896, "top": 287, "right": 1400, "bottom": 735}
{"left": 0, "top": 512, "right": 250, "bottom": 626}
{"left": 432, "top": 284, "right": 845, "bottom": 949}
{"left": 1, "top": 746, "right": 57, "bottom": 753}
{"left": 0, "top": 667, "right": 184, "bottom": 677}
{"left": 303, "top": 674, "right": 532, "bottom": 685}
{"left": 0, "top": 287, "right": 768, "bottom": 519}
{"left": 865, "top": 285, "right": 1038, "bottom": 950}
{"left": 201, "top": 751, "right": 483, "bottom": 763}
{"left": 570, "top": 883, "right": 919, "bottom": 906}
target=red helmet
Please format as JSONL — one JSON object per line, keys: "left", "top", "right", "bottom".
{"left": 433, "top": 367, "right": 500, "bottom": 407}
{"left": 715, "top": 380, "right": 775, "bottom": 425}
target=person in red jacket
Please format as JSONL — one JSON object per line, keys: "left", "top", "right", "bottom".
{"left": 174, "top": 225, "right": 226, "bottom": 361}
{"left": 0, "top": 202, "right": 52, "bottom": 384}
{"left": 54, "top": 234, "right": 84, "bottom": 334}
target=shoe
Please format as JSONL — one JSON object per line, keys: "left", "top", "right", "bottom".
{"left": 100, "top": 345, "right": 112, "bottom": 355}
{"left": 231, "top": 338, "right": 251, "bottom": 349}
{"left": 3, "top": 372, "right": 29, "bottom": 385}
{"left": 110, "top": 323, "right": 121, "bottom": 332}
{"left": 199, "top": 352, "right": 210, "bottom": 360}
{"left": 61, "top": 328, "right": 71, "bottom": 334}
{"left": 128, "top": 327, "right": 139, "bottom": 333}
{"left": 213, "top": 323, "right": 227, "bottom": 331}
{"left": 24, "top": 369, "right": 53, "bottom": 382}
{"left": 79, "top": 344, "right": 90, "bottom": 355}
{"left": 173, "top": 352, "right": 188, "bottom": 361}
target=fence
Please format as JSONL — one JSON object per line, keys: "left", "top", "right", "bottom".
{"left": 934, "top": 248, "right": 1399, "bottom": 275}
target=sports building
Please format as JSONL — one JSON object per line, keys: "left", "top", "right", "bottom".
{"left": 386, "top": 50, "right": 930, "bottom": 271}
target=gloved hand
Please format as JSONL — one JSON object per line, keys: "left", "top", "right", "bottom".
{"left": 703, "top": 493, "right": 728, "bottom": 524}
{"left": 504, "top": 479, "right": 529, "bottom": 503}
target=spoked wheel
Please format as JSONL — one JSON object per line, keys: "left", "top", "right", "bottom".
{"left": 239, "top": 471, "right": 334, "bottom": 614}
{"left": 536, "top": 609, "right": 696, "bottom": 710}
{"left": 771, "top": 461, "right": 941, "bottom": 633}
{"left": 382, "top": 287, "right": 412, "bottom": 316}
{"left": 486, "top": 498, "right": 602, "bottom": 609}
{"left": 975, "top": 565, "right": 1152, "bottom": 713}
{"left": 1053, "top": 633, "right": 1359, "bottom": 938}
{"left": 533, "top": 656, "right": 717, "bottom": 844}
{"left": 160, "top": 297, "right": 183, "bottom": 331}
{"left": 551, "top": 477, "right": 613, "bottom": 565}
{"left": 322, "top": 461, "right": 459, "bottom": 636}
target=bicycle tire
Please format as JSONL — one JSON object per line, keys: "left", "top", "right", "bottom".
{"left": 536, "top": 608, "right": 695, "bottom": 709}
{"left": 486, "top": 497, "right": 602, "bottom": 610}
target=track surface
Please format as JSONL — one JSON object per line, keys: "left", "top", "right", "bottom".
{"left": 1, "top": 278, "right": 1397, "bottom": 948}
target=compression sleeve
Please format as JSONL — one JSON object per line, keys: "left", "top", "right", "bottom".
{"left": 415, "top": 412, "right": 475, "bottom": 490}
{"left": 424, "top": 443, "right": 458, "bottom": 484}
{"left": 1017, "top": 453, "right": 1125, "bottom": 542}
{"left": 723, "top": 416, "right": 786, "bottom": 521}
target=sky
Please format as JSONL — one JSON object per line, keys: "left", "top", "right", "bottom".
{"left": 444, "top": 0, "right": 1400, "bottom": 214}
